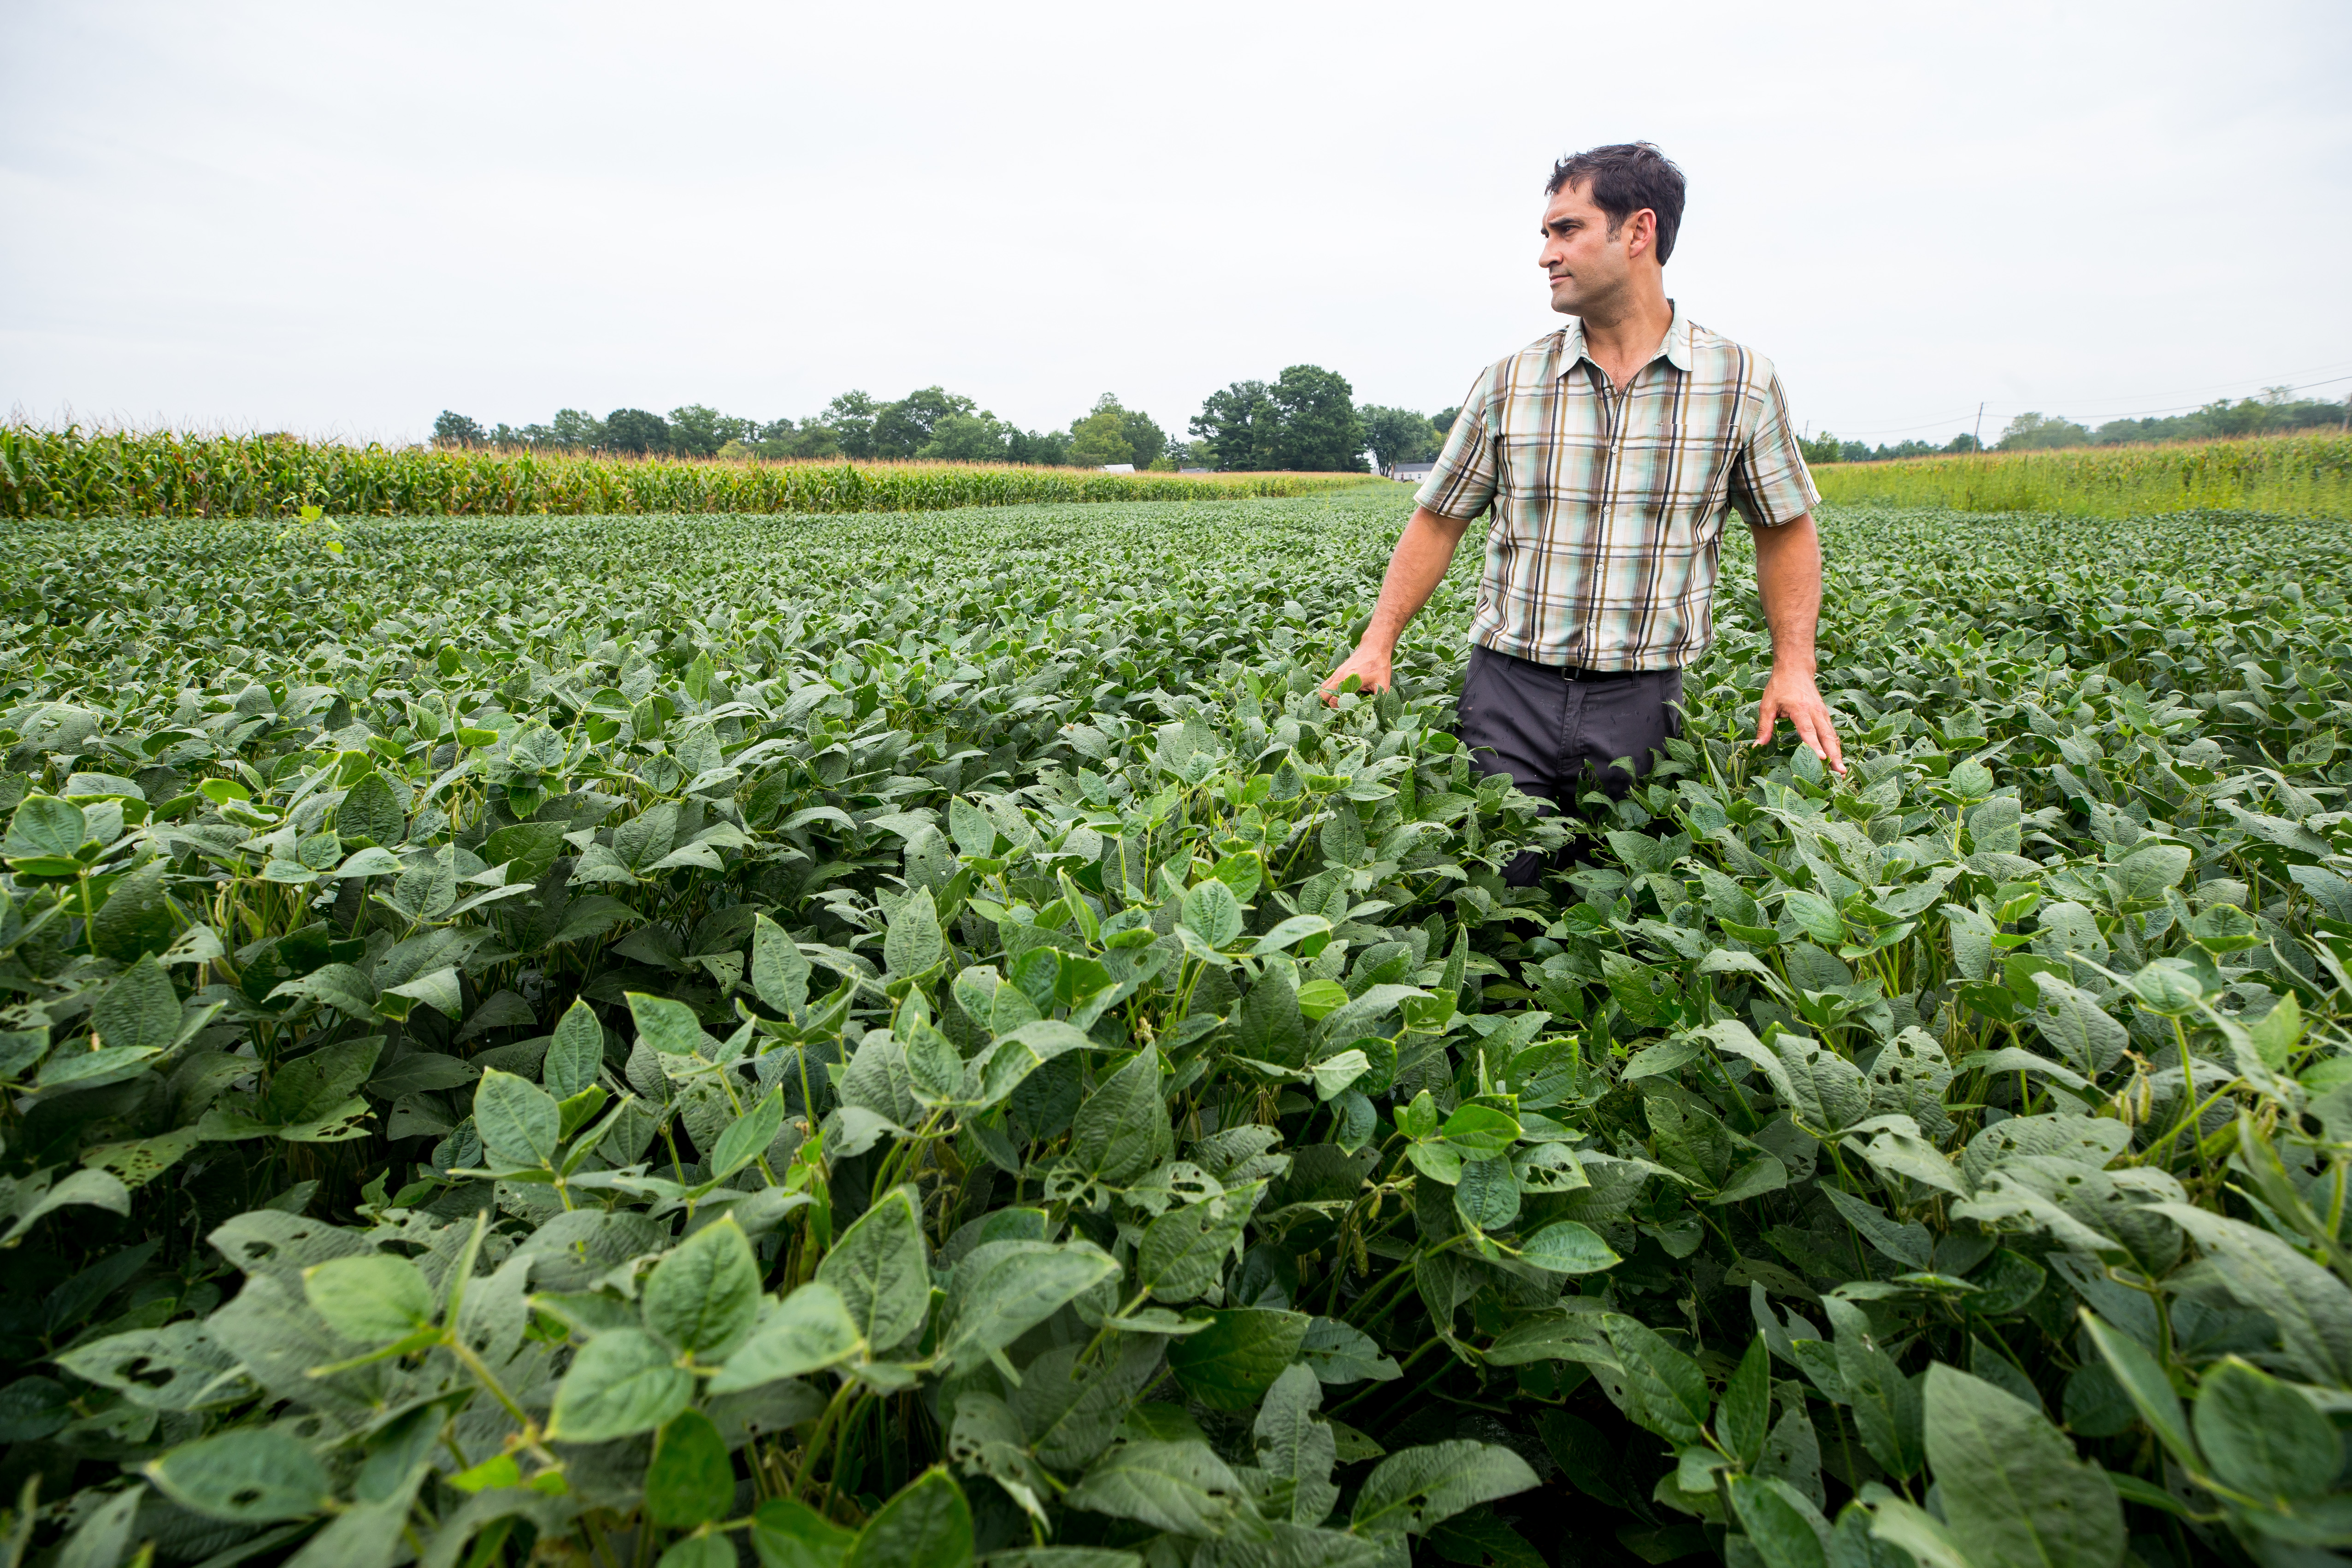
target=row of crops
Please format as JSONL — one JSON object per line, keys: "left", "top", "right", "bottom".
{"left": 1812, "top": 432, "right": 2352, "bottom": 520}
{"left": 0, "top": 427, "right": 1379, "bottom": 520}
{"left": 1, "top": 489, "right": 2348, "bottom": 1568}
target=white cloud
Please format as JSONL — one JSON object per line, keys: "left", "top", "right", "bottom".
{"left": 4, "top": 0, "right": 2347, "bottom": 447}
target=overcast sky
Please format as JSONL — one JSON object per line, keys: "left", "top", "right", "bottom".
{"left": 5, "top": 0, "right": 2349, "bottom": 450}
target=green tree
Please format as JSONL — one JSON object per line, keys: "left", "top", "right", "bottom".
{"left": 870, "top": 387, "right": 976, "bottom": 459}
{"left": 603, "top": 408, "right": 672, "bottom": 455}
{"left": 821, "top": 392, "right": 881, "bottom": 459}
{"left": 1270, "top": 365, "right": 1367, "bottom": 471}
{"left": 1189, "top": 381, "right": 1280, "bottom": 471}
{"left": 549, "top": 409, "right": 605, "bottom": 449}
{"left": 1798, "top": 431, "right": 1843, "bottom": 466}
{"left": 667, "top": 405, "right": 750, "bottom": 458}
{"left": 1118, "top": 405, "right": 1167, "bottom": 468}
{"left": 432, "top": 411, "right": 486, "bottom": 448}
{"left": 920, "top": 413, "right": 1012, "bottom": 462}
{"left": 1006, "top": 427, "right": 1074, "bottom": 466}
{"left": 1359, "top": 405, "right": 1440, "bottom": 471}
{"left": 1069, "top": 399, "right": 1136, "bottom": 467}
{"left": 1997, "top": 412, "right": 2092, "bottom": 451}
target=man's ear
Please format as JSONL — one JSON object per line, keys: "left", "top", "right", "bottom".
{"left": 1626, "top": 207, "right": 1659, "bottom": 261}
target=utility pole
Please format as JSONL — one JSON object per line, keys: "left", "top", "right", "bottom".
{"left": 1972, "top": 402, "right": 1986, "bottom": 451}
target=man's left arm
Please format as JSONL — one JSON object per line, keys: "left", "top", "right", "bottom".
{"left": 1751, "top": 513, "right": 1844, "bottom": 774}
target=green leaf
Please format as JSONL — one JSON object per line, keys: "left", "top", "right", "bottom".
{"left": 302, "top": 1254, "right": 434, "bottom": 1345}
{"left": 90, "top": 858, "right": 176, "bottom": 964}
{"left": 1166, "top": 1307, "right": 1309, "bottom": 1410}
{"left": 631, "top": 990, "right": 711, "bottom": 1056}
{"left": 658, "top": 1538, "right": 737, "bottom": 1568}
{"left": 846, "top": 1468, "right": 973, "bottom": 1568}
{"left": 547, "top": 1326, "right": 694, "bottom": 1441}
{"left": 473, "top": 1067, "right": 560, "bottom": 1167}
{"left": 1439, "top": 1104, "right": 1519, "bottom": 1157}
{"left": 545, "top": 997, "right": 605, "bottom": 1101}
{"left": 2147, "top": 1202, "right": 2352, "bottom": 1386}
{"left": 885, "top": 886, "right": 946, "bottom": 977}
{"left": 146, "top": 1427, "right": 332, "bottom": 1522}
{"left": 1068, "top": 1046, "right": 1170, "bottom": 1186}
{"left": 2078, "top": 1311, "right": 2195, "bottom": 1468}
{"left": 646, "top": 1409, "right": 734, "bottom": 1529}
{"left": 1180, "top": 878, "right": 1244, "bottom": 948}
{"left": 818, "top": 1186, "right": 931, "bottom": 1350}
{"left": 753, "top": 1497, "right": 858, "bottom": 1568}
{"left": 1719, "top": 1333, "right": 1772, "bottom": 1469}
{"left": 2193, "top": 1356, "right": 2339, "bottom": 1503}
{"left": 1922, "top": 1363, "right": 2122, "bottom": 1568}
{"left": 1136, "top": 1187, "right": 1254, "bottom": 1302}
{"left": 1350, "top": 1440, "right": 1539, "bottom": 1537}
{"left": 709, "top": 1281, "right": 862, "bottom": 1394}
{"left": 1825, "top": 1298, "right": 1923, "bottom": 1480}
{"left": 713, "top": 1087, "right": 787, "bottom": 1179}
{"left": 1453, "top": 1157, "right": 1520, "bottom": 1232}
{"left": 1066, "top": 1440, "right": 1247, "bottom": 1538}
{"left": 6, "top": 794, "right": 86, "bottom": 860}
{"left": 336, "top": 771, "right": 404, "bottom": 847}
{"left": 1254, "top": 1362, "right": 1339, "bottom": 1525}
{"left": 753, "top": 913, "right": 813, "bottom": 1015}
{"left": 1725, "top": 1474, "right": 1830, "bottom": 1568}
{"left": 1600, "top": 1315, "right": 1709, "bottom": 1447}
{"left": 644, "top": 1217, "right": 762, "bottom": 1361}
{"left": 937, "top": 1240, "right": 1121, "bottom": 1377}
{"left": 92, "top": 954, "right": 180, "bottom": 1054}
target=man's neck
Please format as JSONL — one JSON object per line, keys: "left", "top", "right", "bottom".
{"left": 1575, "top": 283, "right": 1674, "bottom": 388}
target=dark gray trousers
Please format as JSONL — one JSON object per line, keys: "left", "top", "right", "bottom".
{"left": 1455, "top": 644, "right": 1683, "bottom": 888}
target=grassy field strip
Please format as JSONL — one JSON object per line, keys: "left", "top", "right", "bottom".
{"left": 1812, "top": 430, "right": 2352, "bottom": 518}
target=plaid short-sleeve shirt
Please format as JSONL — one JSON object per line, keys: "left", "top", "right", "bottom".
{"left": 1415, "top": 304, "right": 1818, "bottom": 672}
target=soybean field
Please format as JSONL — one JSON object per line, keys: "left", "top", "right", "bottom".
{"left": 1, "top": 489, "right": 2350, "bottom": 1568}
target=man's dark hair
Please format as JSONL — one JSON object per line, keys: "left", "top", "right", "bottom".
{"left": 1544, "top": 142, "right": 1686, "bottom": 265}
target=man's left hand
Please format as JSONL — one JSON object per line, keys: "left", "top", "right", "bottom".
{"left": 1756, "top": 665, "right": 1845, "bottom": 774}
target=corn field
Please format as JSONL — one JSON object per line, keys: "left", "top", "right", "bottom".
{"left": 0, "top": 427, "right": 1379, "bottom": 520}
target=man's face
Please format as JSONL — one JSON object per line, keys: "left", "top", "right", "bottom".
{"left": 1539, "top": 179, "right": 1646, "bottom": 316}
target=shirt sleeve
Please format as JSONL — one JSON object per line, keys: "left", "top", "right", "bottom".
{"left": 1413, "top": 365, "right": 1503, "bottom": 520}
{"left": 1727, "top": 369, "right": 1821, "bottom": 529}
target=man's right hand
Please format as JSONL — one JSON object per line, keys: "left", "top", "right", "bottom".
{"left": 1318, "top": 643, "right": 1392, "bottom": 704}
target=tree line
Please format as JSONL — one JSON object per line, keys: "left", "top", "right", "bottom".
{"left": 1803, "top": 386, "right": 2350, "bottom": 464}
{"left": 432, "top": 368, "right": 1464, "bottom": 474}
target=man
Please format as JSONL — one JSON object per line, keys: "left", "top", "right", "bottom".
{"left": 1320, "top": 141, "right": 1842, "bottom": 886}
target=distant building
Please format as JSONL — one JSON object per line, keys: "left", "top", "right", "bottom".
{"left": 1389, "top": 461, "right": 1437, "bottom": 483}
{"left": 1179, "top": 467, "right": 1210, "bottom": 475}
{"left": 1098, "top": 463, "right": 1136, "bottom": 474}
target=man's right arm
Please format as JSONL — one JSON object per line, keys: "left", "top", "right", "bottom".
{"left": 1317, "top": 505, "right": 1474, "bottom": 699}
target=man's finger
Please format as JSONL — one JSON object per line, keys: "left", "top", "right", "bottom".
{"left": 1818, "top": 709, "right": 1846, "bottom": 773}
{"left": 1753, "top": 698, "right": 1776, "bottom": 747}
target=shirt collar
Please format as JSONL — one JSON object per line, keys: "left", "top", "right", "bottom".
{"left": 1560, "top": 299, "right": 1691, "bottom": 377}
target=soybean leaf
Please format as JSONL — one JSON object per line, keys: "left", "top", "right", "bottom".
{"left": 1166, "top": 1307, "right": 1309, "bottom": 1411}
{"left": 845, "top": 1468, "right": 973, "bottom": 1568}
{"left": 302, "top": 1254, "right": 434, "bottom": 1346}
{"left": 473, "top": 1068, "right": 560, "bottom": 1167}
{"left": 1066, "top": 1440, "right": 1247, "bottom": 1539}
{"left": 146, "top": 1428, "right": 331, "bottom": 1522}
{"left": 819, "top": 1186, "right": 931, "bottom": 1350}
{"left": 647, "top": 1409, "right": 735, "bottom": 1530}
{"left": 644, "top": 1217, "right": 762, "bottom": 1362}
{"left": 937, "top": 1240, "right": 1120, "bottom": 1378}
{"left": 546, "top": 997, "right": 605, "bottom": 1101}
{"left": 547, "top": 1326, "right": 694, "bottom": 1442}
{"left": 1922, "top": 1363, "right": 2122, "bottom": 1568}
{"left": 1350, "top": 1440, "right": 1539, "bottom": 1537}
{"left": 711, "top": 1282, "right": 863, "bottom": 1394}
